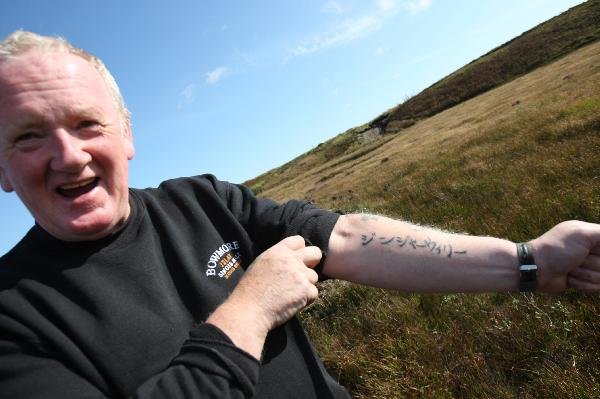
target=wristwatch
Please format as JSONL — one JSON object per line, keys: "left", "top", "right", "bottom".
{"left": 517, "top": 242, "right": 537, "bottom": 292}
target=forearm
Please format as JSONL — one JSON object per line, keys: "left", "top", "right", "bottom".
{"left": 325, "top": 214, "right": 521, "bottom": 293}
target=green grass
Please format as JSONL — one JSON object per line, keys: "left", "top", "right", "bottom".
{"left": 300, "top": 286, "right": 600, "bottom": 398}
{"left": 314, "top": 91, "right": 600, "bottom": 232}
{"left": 295, "top": 96, "right": 600, "bottom": 397}
{"left": 243, "top": 12, "right": 600, "bottom": 398}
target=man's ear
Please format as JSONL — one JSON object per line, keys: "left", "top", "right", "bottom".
{"left": 0, "top": 168, "right": 14, "bottom": 192}
{"left": 122, "top": 118, "right": 135, "bottom": 160}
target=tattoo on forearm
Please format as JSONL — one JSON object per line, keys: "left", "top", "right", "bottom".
{"left": 360, "top": 232, "right": 467, "bottom": 258}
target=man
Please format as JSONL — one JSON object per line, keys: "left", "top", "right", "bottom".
{"left": 0, "top": 30, "right": 598, "bottom": 398}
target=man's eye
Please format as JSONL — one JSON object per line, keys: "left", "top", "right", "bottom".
{"left": 14, "top": 132, "right": 43, "bottom": 151}
{"left": 77, "top": 120, "right": 99, "bottom": 129}
{"left": 15, "top": 132, "right": 40, "bottom": 142}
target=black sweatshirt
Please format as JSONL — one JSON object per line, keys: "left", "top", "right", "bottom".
{"left": 0, "top": 175, "right": 350, "bottom": 399}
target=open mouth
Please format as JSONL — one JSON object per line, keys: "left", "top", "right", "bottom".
{"left": 57, "top": 177, "right": 99, "bottom": 198}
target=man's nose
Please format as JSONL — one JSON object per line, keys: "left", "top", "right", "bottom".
{"left": 49, "top": 129, "right": 92, "bottom": 172}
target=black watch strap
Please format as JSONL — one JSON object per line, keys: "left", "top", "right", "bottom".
{"left": 517, "top": 242, "right": 537, "bottom": 292}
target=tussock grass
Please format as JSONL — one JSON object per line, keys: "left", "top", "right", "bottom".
{"left": 300, "top": 289, "right": 600, "bottom": 398}
{"left": 252, "top": 39, "right": 600, "bottom": 397}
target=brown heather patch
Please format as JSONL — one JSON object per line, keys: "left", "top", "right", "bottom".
{"left": 372, "top": 0, "right": 600, "bottom": 133}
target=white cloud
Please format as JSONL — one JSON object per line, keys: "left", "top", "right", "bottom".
{"left": 285, "top": 0, "right": 427, "bottom": 61}
{"left": 181, "top": 84, "right": 194, "bottom": 100}
{"left": 402, "top": 0, "right": 432, "bottom": 14}
{"left": 377, "top": 0, "right": 397, "bottom": 11}
{"left": 321, "top": 0, "right": 343, "bottom": 13}
{"left": 205, "top": 67, "right": 229, "bottom": 85}
{"left": 178, "top": 83, "right": 196, "bottom": 109}
{"left": 287, "top": 15, "right": 379, "bottom": 58}
{"left": 375, "top": 46, "right": 386, "bottom": 55}
{"left": 286, "top": 1, "right": 406, "bottom": 60}
{"left": 234, "top": 49, "right": 259, "bottom": 67}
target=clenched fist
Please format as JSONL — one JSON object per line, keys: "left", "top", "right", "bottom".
{"left": 531, "top": 220, "right": 600, "bottom": 293}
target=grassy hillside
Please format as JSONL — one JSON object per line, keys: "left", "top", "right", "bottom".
{"left": 247, "top": 37, "right": 600, "bottom": 399}
{"left": 370, "top": 0, "right": 600, "bottom": 134}
{"left": 245, "top": 0, "right": 600, "bottom": 195}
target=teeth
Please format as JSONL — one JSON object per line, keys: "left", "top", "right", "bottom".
{"left": 60, "top": 178, "right": 96, "bottom": 190}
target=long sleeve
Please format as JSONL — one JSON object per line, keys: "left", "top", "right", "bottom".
{"left": 0, "top": 322, "right": 259, "bottom": 399}
{"left": 0, "top": 174, "right": 348, "bottom": 399}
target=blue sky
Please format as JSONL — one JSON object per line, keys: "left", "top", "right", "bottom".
{"left": 0, "top": 0, "right": 585, "bottom": 254}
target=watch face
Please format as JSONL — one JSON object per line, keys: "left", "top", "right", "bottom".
{"left": 521, "top": 269, "right": 537, "bottom": 282}
{"left": 519, "top": 264, "right": 538, "bottom": 291}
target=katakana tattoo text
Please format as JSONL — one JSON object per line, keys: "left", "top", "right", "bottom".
{"left": 360, "top": 232, "right": 468, "bottom": 258}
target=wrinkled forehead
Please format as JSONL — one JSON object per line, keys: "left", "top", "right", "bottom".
{"left": 0, "top": 51, "right": 113, "bottom": 122}
{"left": 0, "top": 50, "right": 103, "bottom": 97}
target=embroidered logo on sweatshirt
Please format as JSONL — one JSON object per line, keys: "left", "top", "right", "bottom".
{"left": 205, "top": 241, "right": 242, "bottom": 279}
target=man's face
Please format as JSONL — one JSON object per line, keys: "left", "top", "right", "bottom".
{"left": 0, "top": 50, "right": 135, "bottom": 242}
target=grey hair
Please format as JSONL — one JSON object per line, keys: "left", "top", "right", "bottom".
{"left": 0, "top": 30, "right": 131, "bottom": 132}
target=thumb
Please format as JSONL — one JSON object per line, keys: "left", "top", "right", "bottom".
{"left": 278, "top": 235, "right": 306, "bottom": 250}
{"left": 296, "top": 246, "right": 323, "bottom": 268}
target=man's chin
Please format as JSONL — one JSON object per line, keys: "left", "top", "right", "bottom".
{"left": 44, "top": 217, "right": 125, "bottom": 242}
{"left": 35, "top": 201, "right": 131, "bottom": 242}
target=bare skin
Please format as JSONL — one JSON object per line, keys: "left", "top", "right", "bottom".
{"left": 325, "top": 215, "right": 600, "bottom": 294}
{"left": 207, "top": 216, "right": 600, "bottom": 359}
{"left": 0, "top": 50, "right": 134, "bottom": 242}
